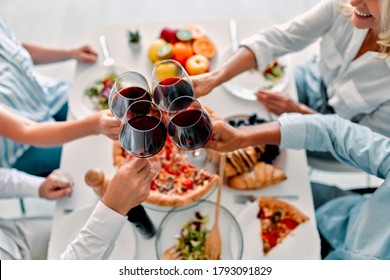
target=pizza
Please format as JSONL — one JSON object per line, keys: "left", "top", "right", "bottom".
{"left": 257, "top": 197, "right": 309, "bottom": 255}
{"left": 112, "top": 138, "right": 219, "bottom": 207}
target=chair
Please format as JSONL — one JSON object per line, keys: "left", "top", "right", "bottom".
{"left": 307, "top": 154, "right": 373, "bottom": 188}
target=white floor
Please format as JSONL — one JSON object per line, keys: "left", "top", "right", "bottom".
{"left": 0, "top": 0, "right": 382, "bottom": 218}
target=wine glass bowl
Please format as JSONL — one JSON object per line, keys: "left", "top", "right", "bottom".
{"left": 167, "top": 96, "right": 213, "bottom": 150}
{"left": 109, "top": 71, "right": 152, "bottom": 120}
{"left": 151, "top": 59, "right": 194, "bottom": 111}
{"left": 119, "top": 100, "right": 166, "bottom": 158}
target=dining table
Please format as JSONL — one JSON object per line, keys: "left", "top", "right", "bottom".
{"left": 47, "top": 19, "right": 321, "bottom": 260}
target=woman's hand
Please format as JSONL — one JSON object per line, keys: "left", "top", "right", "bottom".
{"left": 101, "top": 158, "right": 153, "bottom": 215}
{"left": 204, "top": 119, "right": 245, "bottom": 152}
{"left": 70, "top": 45, "right": 98, "bottom": 64}
{"left": 93, "top": 110, "right": 121, "bottom": 140}
{"left": 256, "top": 90, "right": 315, "bottom": 115}
{"left": 191, "top": 71, "right": 220, "bottom": 98}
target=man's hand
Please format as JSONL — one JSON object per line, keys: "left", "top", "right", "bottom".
{"left": 39, "top": 170, "right": 73, "bottom": 200}
{"left": 101, "top": 158, "right": 154, "bottom": 215}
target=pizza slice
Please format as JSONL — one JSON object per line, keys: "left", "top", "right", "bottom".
{"left": 257, "top": 196, "right": 309, "bottom": 255}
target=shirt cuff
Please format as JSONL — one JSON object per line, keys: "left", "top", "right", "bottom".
{"left": 278, "top": 113, "right": 307, "bottom": 150}
{"left": 84, "top": 201, "right": 127, "bottom": 241}
{"left": 21, "top": 175, "right": 44, "bottom": 197}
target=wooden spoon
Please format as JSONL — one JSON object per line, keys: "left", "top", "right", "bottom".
{"left": 162, "top": 245, "right": 181, "bottom": 260}
{"left": 205, "top": 152, "right": 226, "bottom": 260}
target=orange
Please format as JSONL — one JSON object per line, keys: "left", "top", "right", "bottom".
{"left": 172, "top": 42, "right": 193, "bottom": 65}
{"left": 192, "top": 37, "right": 216, "bottom": 59}
{"left": 183, "top": 24, "right": 206, "bottom": 39}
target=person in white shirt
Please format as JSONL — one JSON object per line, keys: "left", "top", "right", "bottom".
{"left": 192, "top": 0, "right": 390, "bottom": 137}
{"left": 0, "top": 158, "right": 152, "bottom": 260}
{"left": 0, "top": 168, "right": 73, "bottom": 259}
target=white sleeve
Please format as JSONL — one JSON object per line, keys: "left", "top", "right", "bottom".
{"left": 0, "top": 168, "right": 43, "bottom": 198}
{"left": 60, "top": 201, "right": 127, "bottom": 260}
{"left": 241, "top": 0, "right": 336, "bottom": 69}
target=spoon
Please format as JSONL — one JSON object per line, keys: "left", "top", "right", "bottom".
{"left": 99, "top": 35, "right": 115, "bottom": 69}
{"left": 205, "top": 152, "right": 226, "bottom": 260}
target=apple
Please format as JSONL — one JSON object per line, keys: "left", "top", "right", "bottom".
{"left": 154, "top": 61, "right": 178, "bottom": 82}
{"left": 160, "top": 27, "right": 178, "bottom": 44}
{"left": 185, "top": 54, "right": 210, "bottom": 76}
{"left": 148, "top": 38, "right": 168, "bottom": 63}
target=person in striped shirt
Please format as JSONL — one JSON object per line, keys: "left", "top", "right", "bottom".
{"left": 0, "top": 20, "right": 99, "bottom": 176}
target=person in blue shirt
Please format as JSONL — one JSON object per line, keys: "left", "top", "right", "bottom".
{"left": 206, "top": 113, "right": 390, "bottom": 259}
{"left": 0, "top": 20, "right": 98, "bottom": 176}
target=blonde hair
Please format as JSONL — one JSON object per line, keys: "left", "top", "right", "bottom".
{"left": 338, "top": 0, "right": 390, "bottom": 55}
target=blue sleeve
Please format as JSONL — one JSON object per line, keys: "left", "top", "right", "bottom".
{"left": 278, "top": 113, "right": 390, "bottom": 179}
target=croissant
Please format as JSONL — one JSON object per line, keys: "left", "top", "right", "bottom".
{"left": 227, "top": 162, "right": 286, "bottom": 190}
{"left": 225, "top": 145, "right": 265, "bottom": 177}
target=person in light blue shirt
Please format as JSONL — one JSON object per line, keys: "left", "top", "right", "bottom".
{"left": 206, "top": 113, "right": 390, "bottom": 259}
{"left": 0, "top": 20, "right": 98, "bottom": 176}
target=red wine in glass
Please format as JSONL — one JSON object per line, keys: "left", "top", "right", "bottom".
{"left": 108, "top": 71, "right": 152, "bottom": 120}
{"left": 153, "top": 77, "right": 194, "bottom": 111}
{"left": 168, "top": 109, "right": 212, "bottom": 150}
{"left": 120, "top": 100, "right": 167, "bottom": 158}
{"left": 111, "top": 86, "right": 151, "bottom": 120}
{"left": 121, "top": 115, "right": 166, "bottom": 157}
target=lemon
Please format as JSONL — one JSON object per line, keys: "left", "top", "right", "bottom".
{"left": 148, "top": 39, "right": 168, "bottom": 63}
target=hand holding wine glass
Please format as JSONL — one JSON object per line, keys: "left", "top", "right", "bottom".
{"left": 167, "top": 96, "right": 213, "bottom": 150}
{"left": 118, "top": 99, "right": 166, "bottom": 238}
{"left": 151, "top": 59, "right": 194, "bottom": 111}
{"left": 109, "top": 71, "right": 152, "bottom": 120}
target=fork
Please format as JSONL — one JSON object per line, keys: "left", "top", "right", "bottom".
{"left": 234, "top": 194, "right": 299, "bottom": 204}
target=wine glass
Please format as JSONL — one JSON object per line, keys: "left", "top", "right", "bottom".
{"left": 151, "top": 59, "right": 194, "bottom": 112}
{"left": 166, "top": 96, "right": 213, "bottom": 150}
{"left": 119, "top": 100, "right": 167, "bottom": 158}
{"left": 109, "top": 71, "right": 152, "bottom": 120}
{"left": 119, "top": 99, "right": 165, "bottom": 238}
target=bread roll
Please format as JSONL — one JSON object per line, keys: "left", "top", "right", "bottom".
{"left": 227, "top": 162, "right": 286, "bottom": 189}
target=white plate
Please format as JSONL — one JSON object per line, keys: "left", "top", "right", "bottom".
{"left": 221, "top": 50, "right": 290, "bottom": 101}
{"left": 236, "top": 199, "right": 319, "bottom": 260}
{"left": 68, "top": 65, "right": 127, "bottom": 119}
{"left": 48, "top": 205, "right": 137, "bottom": 260}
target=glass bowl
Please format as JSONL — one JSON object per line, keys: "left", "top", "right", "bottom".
{"left": 155, "top": 199, "right": 243, "bottom": 260}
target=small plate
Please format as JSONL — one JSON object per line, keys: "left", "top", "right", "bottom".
{"left": 236, "top": 199, "right": 319, "bottom": 259}
{"left": 221, "top": 49, "right": 290, "bottom": 101}
{"left": 155, "top": 199, "right": 243, "bottom": 260}
{"left": 48, "top": 205, "right": 137, "bottom": 260}
{"left": 69, "top": 65, "right": 127, "bottom": 119}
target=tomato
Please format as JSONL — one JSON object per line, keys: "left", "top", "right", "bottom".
{"left": 182, "top": 179, "right": 194, "bottom": 189}
{"left": 150, "top": 180, "right": 157, "bottom": 191}
{"left": 163, "top": 166, "right": 175, "bottom": 175}
{"left": 262, "top": 232, "right": 278, "bottom": 247}
{"left": 165, "top": 149, "right": 172, "bottom": 161}
{"left": 280, "top": 218, "right": 299, "bottom": 230}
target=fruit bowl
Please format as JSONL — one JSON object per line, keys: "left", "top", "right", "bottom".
{"left": 155, "top": 199, "right": 243, "bottom": 260}
{"left": 147, "top": 24, "right": 216, "bottom": 76}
